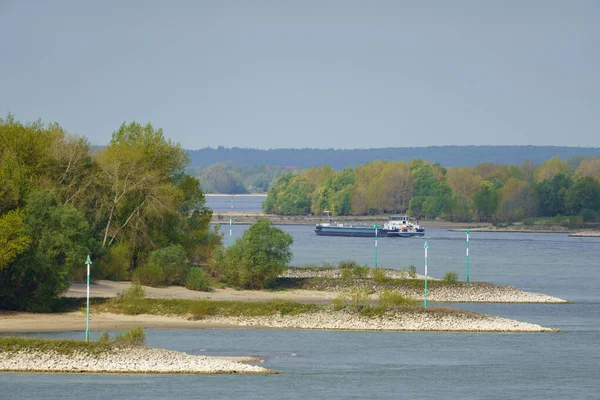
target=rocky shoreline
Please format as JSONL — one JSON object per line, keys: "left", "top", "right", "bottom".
{"left": 0, "top": 346, "right": 275, "bottom": 374}
{"left": 283, "top": 268, "right": 569, "bottom": 303}
{"left": 205, "top": 308, "right": 557, "bottom": 332}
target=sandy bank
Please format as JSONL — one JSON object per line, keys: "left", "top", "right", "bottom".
{"left": 65, "top": 274, "right": 568, "bottom": 304}
{"left": 0, "top": 345, "right": 274, "bottom": 374}
{"left": 569, "top": 231, "right": 600, "bottom": 237}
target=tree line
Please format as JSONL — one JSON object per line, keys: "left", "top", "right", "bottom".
{"left": 0, "top": 116, "right": 221, "bottom": 311}
{"left": 187, "top": 146, "right": 600, "bottom": 169}
{"left": 189, "top": 163, "right": 296, "bottom": 194}
{"left": 262, "top": 158, "right": 600, "bottom": 223}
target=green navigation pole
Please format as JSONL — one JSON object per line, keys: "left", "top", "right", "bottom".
{"left": 374, "top": 224, "right": 379, "bottom": 268}
{"left": 85, "top": 255, "right": 92, "bottom": 342}
{"left": 424, "top": 241, "right": 429, "bottom": 309}
{"left": 465, "top": 229, "right": 470, "bottom": 282}
{"left": 229, "top": 216, "right": 232, "bottom": 248}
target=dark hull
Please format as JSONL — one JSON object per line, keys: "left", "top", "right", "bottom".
{"left": 315, "top": 225, "right": 424, "bottom": 237}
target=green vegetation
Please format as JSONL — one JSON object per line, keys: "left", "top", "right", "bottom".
{"left": 210, "top": 219, "right": 293, "bottom": 289}
{"left": 262, "top": 156, "right": 600, "bottom": 224}
{"left": 377, "top": 289, "right": 417, "bottom": 308}
{"left": 408, "top": 265, "right": 417, "bottom": 278}
{"left": 0, "top": 116, "right": 220, "bottom": 311}
{"left": 99, "top": 294, "right": 319, "bottom": 320}
{"left": 190, "top": 163, "right": 296, "bottom": 194}
{"left": 0, "top": 327, "right": 146, "bottom": 356}
{"left": 372, "top": 268, "right": 388, "bottom": 283}
{"left": 185, "top": 267, "right": 213, "bottom": 292}
{"left": 443, "top": 271, "right": 459, "bottom": 283}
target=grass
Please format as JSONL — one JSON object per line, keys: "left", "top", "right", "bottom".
{"left": 94, "top": 296, "right": 320, "bottom": 320}
{"left": 0, "top": 327, "right": 146, "bottom": 356}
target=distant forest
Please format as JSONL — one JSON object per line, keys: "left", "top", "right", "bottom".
{"left": 186, "top": 146, "right": 600, "bottom": 169}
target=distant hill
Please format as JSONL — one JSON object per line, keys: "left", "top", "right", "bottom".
{"left": 186, "top": 146, "right": 600, "bottom": 169}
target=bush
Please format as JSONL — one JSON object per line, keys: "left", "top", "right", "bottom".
{"left": 331, "top": 295, "right": 346, "bottom": 311}
{"left": 522, "top": 218, "right": 536, "bottom": 227}
{"left": 98, "top": 332, "right": 110, "bottom": 343}
{"left": 185, "top": 268, "right": 212, "bottom": 292}
{"left": 120, "top": 281, "right": 146, "bottom": 300}
{"left": 372, "top": 268, "right": 388, "bottom": 283}
{"left": 347, "top": 287, "right": 371, "bottom": 313}
{"left": 114, "top": 327, "right": 145, "bottom": 346}
{"left": 352, "top": 265, "right": 369, "bottom": 279}
{"left": 94, "top": 242, "right": 130, "bottom": 281}
{"left": 408, "top": 265, "right": 417, "bottom": 279}
{"left": 580, "top": 209, "right": 597, "bottom": 223}
{"left": 443, "top": 271, "right": 458, "bottom": 283}
{"left": 148, "top": 245, "right": 189, "bottom": 286}
{"left": 340, "top": 267, "right": 353, "bottom": 280}
{"left": 377, "top": 289, "right": 416, "bottom": 308}
{"left": 134, "top": 263, "right": 164, "bottom": 287}
{"left": 338, "top": 260, "right": 359, "bottom": 269}
{"left": 221, "top": 219, "right": 293, "bottom": 289}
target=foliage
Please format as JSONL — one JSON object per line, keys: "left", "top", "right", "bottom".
{"left": 346, "top": 287, "right": 372, "bottom": 313}
{"left": 146, "top": 244, "right": 190, "bottom": 286}
{"left": 377, "top": 289, "right": 416, "bottom": 307}
{"left": 408, "top": 265, "right": 417, "bottom": 279}
{"left": 219, "top": 219, "right": 293, "bottom": 289}
{"left": 114, "top": 327, "right": 146, "bottom": 346}
{"left": 331, "top": 295, "right": 346, "bottom": 310}
{"left": 443, "top": 271, "right": 458, "bottom": 283}
{"left": 98, "top": 332, "right": 111, "bottom": 344}
{"left": 0, "top": 190, "right": 93, "bottom": 311}
{"left": 0, "top": 116, "right": 216, "bottom": 311}
{"left": 134, "top": 262, "right": 165, "bottom": 287}
{"left": 97, "top": 296, "right": 318, "bottom": 319}
{"left": 185, "top": 267, "right": 213, "bottom": 292}
{"left": 372, "top": 268, "right": 388, "bottom": 283}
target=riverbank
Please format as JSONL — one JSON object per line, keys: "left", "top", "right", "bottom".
{"left": 0, "top": 337, "right": 274, "bottom": 374}
{"left": 0, "top": 308, "right": 556, "bottom": 334}
{"left": 211, "top": 212, "right": 600, "bottom": 235}
{"left": 63, "top": 273, "right": 569, "bottom": 304}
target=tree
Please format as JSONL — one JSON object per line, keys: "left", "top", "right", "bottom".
{"left": 0, "top": 190, "right": 93, "bottom": 311}
{"left": 564, "top": 177, "right": 600, "bottom": 215}
{"left": 534, "top": 157, "right": 571, "bottom": 182}
{"left": 222, "top": 219, "right": 293, "bottom": 289}
{"left": 95, "top": 122, "right": 187, "bottom": 250}
{"left": 537, "top": 173, "right": 573, "bottom": 217}
{"left": 0, "top": 210, "right": 30, "bottom": 270}
{"left": 575, "top": 158, "right": 600, "bottom": 182}
{"left": 473, "top": 181, "right": 499, "bottom": 221}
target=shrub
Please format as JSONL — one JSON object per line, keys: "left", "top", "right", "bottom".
{"left": 331, "top": 295, "right": 346, "bottom": 311}
{"left": 580, "top": 209, "right": 597, "bottom": 223}
{"left": 119, "top": 281, "right": 146, "bottom": 300}
{"left": 352, "top": 265, "right": 369, "bottom": 279}
{"left": 377, "top": 289, "right": 416, "bottom": 308}
{"left": 522, "top": 218, "right": 535, "bottom": 227}
{"left": 185, "top": 268, "right": 213, "bottom": 292}
{"left": 148, "top": 245, "right": 189, "bottom": 286}
{"left": 340, "top": 268, "right": 353, "bottom": 280}
{"left": 134, "top": 263, "right": 164, "bottom": 287}
{"left": 408, "top": 265, "right": 417, "bottom": 279}
{"left": 372, "top": 268, "right": 388, "bottom": 283}
{"left": 94, "top": 242, "right": 130, "bottom": 281}
{"left": 338, "top": 260, "right": 358, "bottom": 269}
{"left": 219, "top": 219, "right": 293, "bottom": 289}
{"left": 98, "top": 332, "right": 110, "bottom": 343}
{"left": 347, "top": 287, "right": 371, "bottom": 313}
{"left": 114, "top": 327, "right": 145, "bottom": 346}
{"left": 443, "top": 271, "right": 458, "bottom": 283}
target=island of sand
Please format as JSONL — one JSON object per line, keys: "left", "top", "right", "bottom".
{"left": 0, "top": 337, "right": 274, "bottom": 374}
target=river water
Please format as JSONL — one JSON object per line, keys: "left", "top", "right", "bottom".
{"left": 2, "top": 195, "right": 599, "bottom": 399}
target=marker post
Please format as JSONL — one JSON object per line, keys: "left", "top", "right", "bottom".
{"left": 85, "top": 255, "right": 92, "bottom": 342}
{"left": 465, "top": 230, "right": 470, "bottom": 282}
{"left": 374, "top": 224, "right": 379, "bottom": 268}
{"left": 229, "top": 216, "right": 232, "bottom": 248}
{"left": 424, "top": 242, "right": 429, "bottom": 309}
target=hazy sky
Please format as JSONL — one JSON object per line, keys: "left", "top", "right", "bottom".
{"left": 1, "top": 1, "right": 598, "bottom": 149}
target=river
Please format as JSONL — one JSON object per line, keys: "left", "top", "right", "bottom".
{"left": 2, "top": 195, "right": 599, "bottom": 399}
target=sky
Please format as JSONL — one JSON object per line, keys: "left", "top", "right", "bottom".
{"left": 1, "top": 0, "right": 598, "bottom": 149}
